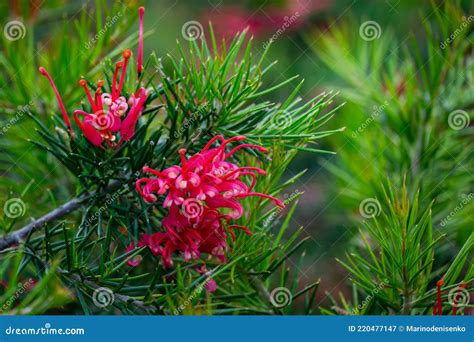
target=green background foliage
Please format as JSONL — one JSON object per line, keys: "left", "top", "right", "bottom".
{"left": 0, "top": 0, "right": 472, "bottom": 315}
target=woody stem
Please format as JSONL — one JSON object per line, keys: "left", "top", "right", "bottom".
{"left": 0, "top": 180, "right": 124, "bottom": 252}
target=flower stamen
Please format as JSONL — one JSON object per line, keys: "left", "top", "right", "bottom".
{"left": 79, "top": 79, "right": 96, "bottom": 113}
{"left": 117, "top": 49, "right": 131, "bottom": 97}
{"left": 39, "top": 66, "right": 73, "bottom": 136}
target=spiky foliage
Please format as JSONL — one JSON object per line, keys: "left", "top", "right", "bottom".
{"left": 0, "top": 1, "right": 139, "bottom": 212}
{"left": 0, "top": 5, "right": 340, "bottom": 314}
{"left": 309, "top": 2, "right": 473, "bottom": 314}
{"left": 0, "top": 249, "right": 71, "bottom": 315}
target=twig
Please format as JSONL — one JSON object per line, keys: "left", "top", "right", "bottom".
{"left": 0, "top": 180, "right": 123, "bottom": 251}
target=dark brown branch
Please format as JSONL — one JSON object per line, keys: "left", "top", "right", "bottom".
{"left": 0, "top": 180, "right": 123, "bottom": 251}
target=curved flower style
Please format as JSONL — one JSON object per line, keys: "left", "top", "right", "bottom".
{"left": 39, "top": 7, "right": 146, "bottom": 149}
{"left": 130, "top": 136, "right": 284, "bottom": 289}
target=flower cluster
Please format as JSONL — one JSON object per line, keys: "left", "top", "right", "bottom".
{"left": 39, "top": 7, "right": 146, "bottom": 149}
{"left": 130, "top": 136, "right": 284, "bottom": 288}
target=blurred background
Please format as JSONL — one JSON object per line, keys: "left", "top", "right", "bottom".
{"left": 1, "top": 0, "right": 472, "bottom": 311}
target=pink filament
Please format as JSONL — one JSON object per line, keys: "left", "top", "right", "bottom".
{"left": 38, "top": 67, "right": 73, "bottom": 135}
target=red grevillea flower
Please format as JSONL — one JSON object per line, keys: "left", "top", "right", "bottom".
{"left": 39, "top": 7, "right": 146, "bottom": 149}
{"left": 137, "top": 6, "right": 145, "bottom": 76}
{"left": 131, "top": 136, "right": 284, "bottom": 288}
{"left": 125, "top": 233, "right": 149, "bottom": 267}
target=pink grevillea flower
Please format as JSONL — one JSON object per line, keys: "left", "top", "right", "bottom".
{"left": 130, "top": 136, "right": 284, "bottom": 290}
{"left": 136, "top": 135, "right": 284, "bottom": 211}
{"left": 201, "top": 0, "right": 332, "bottom": 41}
{"left": 39, "top": 7, "right": 146, "bottom": 149}
{"left": 125, "top": 234, "right": 149, "bottom": 267}
{"left": 38, "top": 67, "right": 73, "bottom": 137}
{"left": 196, "top": 265, "right": 217, "bottom": 293}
